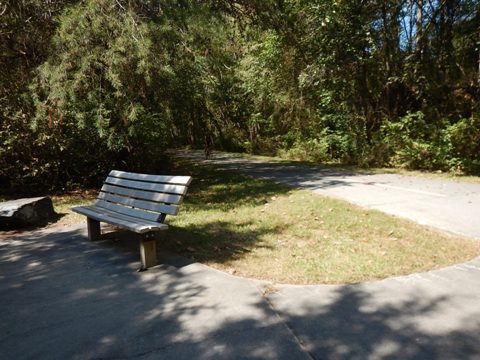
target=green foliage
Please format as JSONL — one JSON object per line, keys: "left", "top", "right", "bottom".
{"left": 0, "top": 0, "right": 80, "bottom": 193}
{"left": 32, "top": 0, "right": 173, "bottom": 154}
{"left": 380, "top": 112, "right": 480, "bottom": 173}
{"left": 381, "top": 111, "right": 436, "bottom": 169}
{"left": 279, "top": 111, "right": 365, "bottom": 164}
{"left": 1, "top": 0, "right": 479, "bottom": 194}
{"left": 441, "top": 117, "right": 480, "bottom": 173}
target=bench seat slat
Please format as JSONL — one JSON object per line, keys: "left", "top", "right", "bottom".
{"left": 100, "top": 184, "right": 183, "bottom": 204}
{"left": 109, "top": 170, "right": 192, "bottom": 186}
{"left": 104, "top": 176, "right": 188, "bottom": 195}
{"left": 97, "top": 193, "right": 179, "bottom": 215}
{"left": 73, "top": 204, "right": 162, "bottom": 226}
{"left": 95, "top": 200, "right": 161, "bottom": 222}
{"left": 72, "top": 205, "right": 168, "bottom": 233}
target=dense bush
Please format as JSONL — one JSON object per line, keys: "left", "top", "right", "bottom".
{"left": 378, "top": 112, "right": 480, "bottom": 173}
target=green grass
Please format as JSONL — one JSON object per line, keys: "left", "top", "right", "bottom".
{"left": 48, "top": 190, "right": 98, "bottom": 226}
{"left": 157, "top": 160, "right": 480, "bottom": 284}
{"left": 30, "top": 159, "right": 479, "bottom": 285}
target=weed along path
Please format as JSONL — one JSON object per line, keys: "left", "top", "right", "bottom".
{"left": 177, "top": 150, "right": 480, "bottom": 240}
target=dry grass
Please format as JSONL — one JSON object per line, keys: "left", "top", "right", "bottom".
{"left": 49, "top": 190, "right": 98, "bottom": 227}
{"left": 161, "top": 160, "right": 480, "bottom": 284}
{"left": 28, "top": 160, "right": 479, "bottom": 285}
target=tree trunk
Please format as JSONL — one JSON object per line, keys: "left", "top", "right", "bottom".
{"left": 415, "top": 0, "right": 424, "bottom": 56}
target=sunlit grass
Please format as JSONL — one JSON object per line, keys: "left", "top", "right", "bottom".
{"left": 43, "top": 160, "right": 479, "bottom": 284}
{"left": 161, "top": 160, "right": 480, "bottom": 284}
{"left": 50, "top": 190, "right": 98, "bottom": 226}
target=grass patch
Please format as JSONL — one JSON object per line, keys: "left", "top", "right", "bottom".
{"left": 160, "top": 160, "right": 480, "bottom": 284}
{"left": 39, "top": 160, "right": 479, "bottom": 284}
{"left": 49, "top": 190, "right": 98, "bottom": 227}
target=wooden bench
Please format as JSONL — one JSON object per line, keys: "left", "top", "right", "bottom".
{"left": 72, "top": 170, "right": 192, "bottom": 270}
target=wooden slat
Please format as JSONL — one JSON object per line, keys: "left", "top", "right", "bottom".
{"left": 73, "top": 205, "right": 162, "bottom": 227}
{"left": 72, "top": 206, "right": 168, "bottom": 233}
{"left": 72, "top": 206, "right": 162, "bottom": 233}
{"left": 100, "top": 184, "right": 183, "bottom": 204}
{"left": 95, "top": 200, "right": 161, "bottom": 222}
{"left": 98, "top": 193, "right": 179, "bottom": 215}
{"left": 104, "top": 176, "right": 188, "bottom": 195}
{"left": 73, "top": 170, "right": 190, "bottom": 236}
{"left": 109, "top": 170, "right": 192, "bottom": 186}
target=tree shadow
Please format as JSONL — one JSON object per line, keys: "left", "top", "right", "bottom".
{"left": 1, "top": 227, "right": 479, "bottom": 359}
{"left": 267, "top": 284, "right": 480, "bottom": 359}
{"left": 175, "top": 150, "right": 378, "bottom": 191}
{"left": 157, "top": 159, "right": 294, "bottom": 264}
{"left": 0, "top": 227, "right": 306, "bottom": 359}
{"left": 160, "top": 219, "right": 286, "bottom": 264}
{"left": 177, "top": 160, "right": 293, "bottom": 212}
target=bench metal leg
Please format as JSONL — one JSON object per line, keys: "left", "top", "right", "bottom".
{"left": 87, "top": 218, "right": 101, "bottom": 241}
{"left": 139, "top": 233, "right": 157, "bottom": 271}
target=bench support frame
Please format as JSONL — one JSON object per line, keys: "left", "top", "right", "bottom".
{"left": 86, "top": 216, "right": 159, "bottom": 271}
{"left": 87, "top": 218, "right": 101, "bottom": 241}
{"left": 139, "top": 233, "right": 158, "bottom": 271}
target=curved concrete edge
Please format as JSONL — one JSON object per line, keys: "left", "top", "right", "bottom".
{"left": 18, "top": 222, "right": 480, "bottom": 289}
{"left": 3, "top": 223, "right": 480, "bottom": 359}
{"left": 266, "top": 255, "right": 480, "bottom": 289}
{"left": 149, "top": 222, "right": 480, "bottom": 359}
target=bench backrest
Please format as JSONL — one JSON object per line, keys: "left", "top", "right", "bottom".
{"left": 95, "top": 170, "right": 192, "bottom": 223}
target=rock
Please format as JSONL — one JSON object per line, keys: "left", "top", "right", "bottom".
{"left": 0, "top": 196, "right": 57, "bottom": 228}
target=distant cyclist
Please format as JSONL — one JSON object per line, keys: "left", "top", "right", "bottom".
{"left": 203, "top": 133, "right": 213, "bottom": 159}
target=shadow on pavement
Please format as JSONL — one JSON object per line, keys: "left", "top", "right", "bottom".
{"left": 0, "top": 227, "right": 304, "bottom": 359}
{"left": 270, "top": 285, "right": 480, "bottom": 359}
{"left": 1, "top": 226, "right": 479, "bottom": 359}
{"left": 176, "top": 150, "right": 372, "bottom": 190}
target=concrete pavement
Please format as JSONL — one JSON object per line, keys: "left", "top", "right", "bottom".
{"left": 177, "top": 150, "right": 480, "bottom": 239}
{"left": 1, "top": 224, "right": 480, "bottom": 359}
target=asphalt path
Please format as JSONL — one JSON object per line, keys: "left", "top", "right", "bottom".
{"left": 177, "top": 150, "right": 480, "bottom": 239}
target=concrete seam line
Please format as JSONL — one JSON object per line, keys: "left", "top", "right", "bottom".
{"left": 255, "top": 284, "right": 316, "bottom": 360}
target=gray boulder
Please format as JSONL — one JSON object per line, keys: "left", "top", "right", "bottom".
{"left": 0, "top": 196, "right": 57, "bottom": 228}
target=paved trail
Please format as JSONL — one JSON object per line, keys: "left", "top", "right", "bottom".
{"left": 1, "top": 225, "right": 480, "bottom": 359}
{"left": 3, "top": 151, "right": 479, "bottom": 359}
{"left": 178, "top": 150, "right": 480, "bottom": 239}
